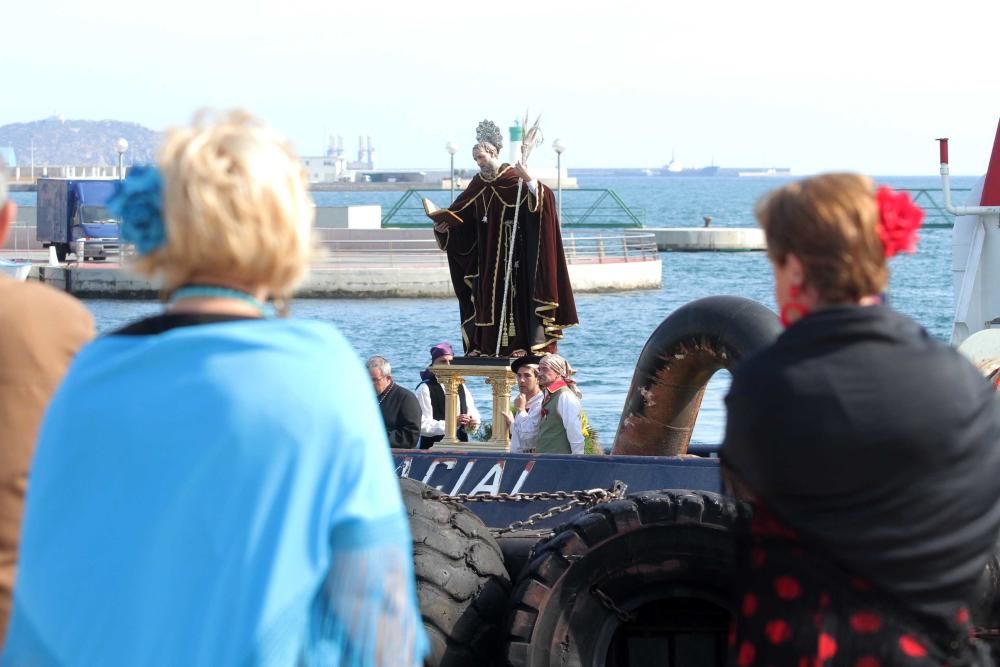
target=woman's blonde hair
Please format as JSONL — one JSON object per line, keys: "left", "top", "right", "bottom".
{"left": 131, "top": 109, "right": 315, "bottom": 298}
{"left": 756, "top": 173, "right": 888, "bottom": 303}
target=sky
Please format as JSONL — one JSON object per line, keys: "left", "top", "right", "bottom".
{"left": 4, "top": 0, "right": 999, "bottom": 175}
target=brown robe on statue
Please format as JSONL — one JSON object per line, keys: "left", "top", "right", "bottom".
{"left": 428, "top": 164, "right": 578, "bottom": 355}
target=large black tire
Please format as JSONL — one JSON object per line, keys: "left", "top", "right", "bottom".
{"left": 401, "top": 478, "right": 512, "bottom": 667}
{"left": 505, "top": 490, "right": 744, "bottom": 667}
{"left": 972, "top": 546, "right": 1000, "bottom": 662}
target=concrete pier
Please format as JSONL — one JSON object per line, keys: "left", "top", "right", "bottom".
{"left": 25, "top": 257, "right": 661, "bottom": 299}
{"left": 647, "top": 227, "right": 766, "bottom": 251}
{"left": 5, "top": 204, "right": 664, "bottom": 298}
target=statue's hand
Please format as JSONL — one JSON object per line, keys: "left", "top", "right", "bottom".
{"left": 433, "top": 220, "right": 450, "bottom": 234}
{"left": 514, "top": 161, "right": 532, "bottom": 183}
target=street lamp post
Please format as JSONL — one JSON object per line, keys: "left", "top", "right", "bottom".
{"left": 115, "top": 138, "right": 129, "bottom": 264}
{"left": 115, "top": 138, "right": 129, "bottom": 181}
{"left": 552, "top": 138, "right": 566, "bottom": 224}
{"left": 445, "top": 141, "right": 458, "bottom": 203}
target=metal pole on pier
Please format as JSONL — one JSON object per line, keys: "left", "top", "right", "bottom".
{"left": 115, "top": 138, "right": 129, "bottom": 266}
{"left": 445, "top": 141, "right": 458, "bottom": 203}
{"left": 553, "top": 138, "right": 566, "bottom": 226}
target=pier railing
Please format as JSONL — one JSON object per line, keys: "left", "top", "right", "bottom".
{"left": 382, "top": 188, "right": 645, "bottom": 228}
{"left": 312, "top": 232, "right": 658, "bottom": 267}
{"left": 562, "top": 232, "right": 658, "bottom": 263}
{"left": 2, "top": 223, "right": 658, "bottom": 268}
{"left": 6, "top": 224, "right": 35, "bottom": 253}
{"left": 4, "top": 223, "right": 126, "bottom": 262}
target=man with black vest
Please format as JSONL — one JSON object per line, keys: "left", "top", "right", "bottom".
{"left": 415, "top": 342, "right": 480, "bottom": 448}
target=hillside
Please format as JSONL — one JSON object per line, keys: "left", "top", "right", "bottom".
{"left": 0, "top": 117, "right": 159, "bottom": 167}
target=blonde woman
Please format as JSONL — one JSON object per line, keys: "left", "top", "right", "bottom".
{"left": 3, "top": 111, "right": 427, "bottom": 666}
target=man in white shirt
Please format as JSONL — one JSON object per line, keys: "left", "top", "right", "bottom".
{"left": 507, "top": 355, "right": 544, "bottom": 453}
{"left": 415, "top": 342, "right": 480, "bottom": 448}
{"left": 535, "top": 353, "right": 586, "bottom": 455}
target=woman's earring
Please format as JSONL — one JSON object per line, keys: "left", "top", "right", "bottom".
{"left": 779, "top": 284, "right": 810, "bottom": 328}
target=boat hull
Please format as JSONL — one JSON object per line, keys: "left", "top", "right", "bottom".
{"left": 393, "top": 449, "right": 721, "bottom": 530}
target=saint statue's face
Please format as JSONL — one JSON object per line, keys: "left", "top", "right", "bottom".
{"left": 472, "top": 146, "right": 499, "bottom": 179}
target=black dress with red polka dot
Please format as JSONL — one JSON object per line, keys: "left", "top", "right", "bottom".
{"left": 727, "top": 504, "right": 990, "bottom": 667}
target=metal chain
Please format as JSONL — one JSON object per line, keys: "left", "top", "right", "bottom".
{"left": 591, "top": 586, "right": 636, "bottom": 623}
{"left": 436, "top": 481, "right": 627, "bottom": 535}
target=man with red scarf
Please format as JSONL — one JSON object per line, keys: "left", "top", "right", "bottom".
{"left": 425, "top": 120, "right": 578, "bottom": 357}
{"left": 535, "top": 353, "right": 585, "bottom": 455}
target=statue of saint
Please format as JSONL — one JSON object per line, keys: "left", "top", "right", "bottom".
{"left": 424, "top": 119, "right": 578, "bottom": 357}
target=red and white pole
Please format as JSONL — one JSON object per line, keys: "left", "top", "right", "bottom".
{"left": 937, "top": 126, "right": 1000, "bottom": 216}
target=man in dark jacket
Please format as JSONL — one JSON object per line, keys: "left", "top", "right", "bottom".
{"left": 367, "top": 356, "right": 421, "bottom": 449}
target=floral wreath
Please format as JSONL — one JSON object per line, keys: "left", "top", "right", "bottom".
{"left": 875, "top": 186, "right": 924, "bottom": 259}
{"left": 107, "top": 165, "right": 166, "bottom": 256}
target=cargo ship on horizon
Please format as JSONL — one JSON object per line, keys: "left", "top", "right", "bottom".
{"left": 568, "top": 165, "right": 793, "bottom": 177}
{"left": 659, "top": 154, "right": 791, "bottom": 177}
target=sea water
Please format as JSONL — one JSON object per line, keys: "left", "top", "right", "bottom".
{"left": 73, "top": 174, "right": 977, "bottom": 448}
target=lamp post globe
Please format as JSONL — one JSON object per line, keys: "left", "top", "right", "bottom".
{"left": 115, "top": 138, "right": 129, "bottom": 181}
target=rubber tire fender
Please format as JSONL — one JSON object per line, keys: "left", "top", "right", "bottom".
{"left": 401, "top": 478, "right": 512, "bottom": 667}
{"left": 505, "top": 489, "right": 746, "bottom": 667}
{"left": 612, "top": 295, "right": 781, "bottom": 457}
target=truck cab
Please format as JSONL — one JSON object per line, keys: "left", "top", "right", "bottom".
{"left": 36, "top": 178, "right": 122, "bottom": 262}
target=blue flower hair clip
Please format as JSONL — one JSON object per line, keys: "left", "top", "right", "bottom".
{"left": 107, "top": 165, "right": 166, "bottom": 256}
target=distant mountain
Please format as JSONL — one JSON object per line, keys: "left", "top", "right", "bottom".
{"left": 0, "top": 117, "right": 159, "bottom": 167}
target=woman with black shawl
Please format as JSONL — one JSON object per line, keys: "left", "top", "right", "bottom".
{"left": 722, "top": 173, "right": 1000, "bottom": 666}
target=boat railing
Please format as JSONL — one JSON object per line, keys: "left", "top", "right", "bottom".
{"left": 312, "top": 232, "right": 658, "bottom": 268}
{"left": 900, "top": 188, "right": 971, "bottom": 228}
{"left": 381, "top": 188, "right": 646, "bottom": 228}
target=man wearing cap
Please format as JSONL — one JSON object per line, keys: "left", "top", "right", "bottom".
{"left": 535, "top": 354, "right": 585, "bottom": 455}
{"left": 507, "top": 355, "right": 544, "bottom": 453}
{"left": 366, "top": 356, "right": 421, "bottom": 449}
{"left": 415, "top": 342, "right": 480, "bottom": 448}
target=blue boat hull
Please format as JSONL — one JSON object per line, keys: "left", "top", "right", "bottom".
{"left": 393, "top": 449, "right": 721, "bottom": 530}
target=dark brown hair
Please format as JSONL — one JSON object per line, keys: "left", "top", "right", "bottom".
{"left": 756, "top": 173, "right": 888, "bottom": 303}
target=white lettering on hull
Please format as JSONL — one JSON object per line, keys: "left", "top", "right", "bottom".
{"left": 510, "top": 460, "right": 535, "bottom": 494}
{"left": 467, "top": 462, "right": 504, "bottom": 496}
{"left": 395, "top": 456, "right": 535, "bottom": 495}
{"left": 421, "top": 459, "right": 458, "bottom": 490}
{"left": 449, "top": 462, "right": 476, "bottom": 495}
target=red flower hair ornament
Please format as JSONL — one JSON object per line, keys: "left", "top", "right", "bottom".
{"left": 875, "top": 186, "right": 924, "bottom": 258}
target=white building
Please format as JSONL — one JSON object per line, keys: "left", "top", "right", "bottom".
{"left": 300, "top": 134, "right": 375, "bottom": 183}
